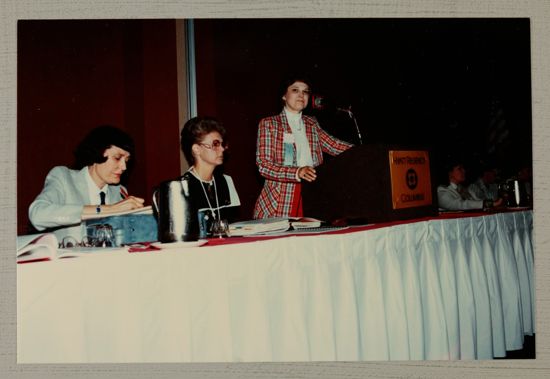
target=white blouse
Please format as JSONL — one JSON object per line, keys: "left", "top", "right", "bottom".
{"left": 284, "top": 107, "right": 314, "bottom": 167}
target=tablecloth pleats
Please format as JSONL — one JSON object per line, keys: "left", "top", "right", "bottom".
{"left": 18, "top": 210, "right": 535, "bottom": 363}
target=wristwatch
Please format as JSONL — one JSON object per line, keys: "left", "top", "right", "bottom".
{"left": 96, "top": 204, "right": 102, "bottom": 214}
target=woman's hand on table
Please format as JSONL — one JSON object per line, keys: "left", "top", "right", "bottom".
{"left": 484, "top": 197, "right": 505, "bottom": 209}
{"left": 81, "top": 195, "right": 145, "bottom": 218}
{"left": 493, "top": 198, "right": 504, "bottom": 208}
{"left": 105, "top": 196, "right": 145, "bottom": 212}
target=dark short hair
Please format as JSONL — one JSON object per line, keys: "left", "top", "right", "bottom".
{"left": 436, "top": 154, "right": 465, "bottom": 185}
{"left": 180, "top": 116, "right": 227, "bottom": 165}
{"left": 74, "top": 125, "right": 135, "bottom": 169}
{"left": 279, "top": 74, "right": 313, "bottom": 98}
{"left": 478, "top": 160, "right": 498, "bottom": 173}
{"left": 443, "top": 160, "right": 464, "bottom": 175}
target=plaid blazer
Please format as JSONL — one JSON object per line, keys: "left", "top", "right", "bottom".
{"left": 253, "top": 110, "right": 353, "bottom": 218}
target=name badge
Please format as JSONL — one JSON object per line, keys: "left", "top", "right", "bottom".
{"left": 283, "top": 133, "right": 295, "bottom": 143}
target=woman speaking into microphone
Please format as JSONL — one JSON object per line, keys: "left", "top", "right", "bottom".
{"left": 254, "top": 75, "right": 354, "bottom": 219}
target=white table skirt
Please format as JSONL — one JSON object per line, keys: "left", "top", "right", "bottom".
{"left": 17, "top": 210, "right": 534, "bottom": 363}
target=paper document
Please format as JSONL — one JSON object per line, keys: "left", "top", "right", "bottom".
{"left": 229, "top": 217, "right": 290, "bottom": 236}
{"left": 228, "top": 217, "right": 324, "bottom": 236}
{"left": 81, "top": 205, "right": 154, "bottom": 221}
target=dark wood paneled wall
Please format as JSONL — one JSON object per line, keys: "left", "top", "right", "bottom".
{"left": 17, "top": 20, "right": 182, "bottom": 234}
{"left": 193, "top": 19, "right": 532, "bottom": 220}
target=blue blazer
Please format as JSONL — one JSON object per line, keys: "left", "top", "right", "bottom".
{"left": 28, "top": 166, "right": 126, "bottom": 241}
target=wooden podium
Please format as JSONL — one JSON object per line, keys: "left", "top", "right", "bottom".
{"left": 302, "top": 144, "right": 438, "bottom": 224}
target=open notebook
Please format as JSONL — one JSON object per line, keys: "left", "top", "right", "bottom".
{"left": 17, "top": 233, "right": 126, "bottom": 263}
{"left": 228, "top": 217, "right": 322, "bottom": 237}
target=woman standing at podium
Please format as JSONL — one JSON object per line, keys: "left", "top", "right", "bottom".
{"left": 254, "top": 75, "right": 353, "bottom": 218}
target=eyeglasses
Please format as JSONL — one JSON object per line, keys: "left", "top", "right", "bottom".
{"left": 199, "top": 140, "right": 228, "bottom": 150}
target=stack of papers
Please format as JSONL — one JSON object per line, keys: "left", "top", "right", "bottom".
{"left": 289, "top": 217, "right": 322, "bottom": 229}
{"left": 17, "top": 233, "right": 59, "bottom": 263}
{"left": 229, "top": 217, "right": 291, "bottom": 237}
{"left": 82, "top": 205, "right": 153, "bottom": 220}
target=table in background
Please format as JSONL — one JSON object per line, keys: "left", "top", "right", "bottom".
{"left": 17, "top": 210, "right": 535, "bottom": 362}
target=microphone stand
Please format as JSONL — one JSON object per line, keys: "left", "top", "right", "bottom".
{"left": 337, "top": 106, "right": 363, "bottom": 145}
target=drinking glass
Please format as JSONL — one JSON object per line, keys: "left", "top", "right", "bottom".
{"left": 81, "top": 236, "right": 96, "bottom": 247}
{"left": 95, "top": 224, "right": 116, "bottom": 247}
{"left": 210, "top": 219, "right": 230, "bottom": 238}
{"left": 86, "top": 224, "right": 101, "bottom": 246}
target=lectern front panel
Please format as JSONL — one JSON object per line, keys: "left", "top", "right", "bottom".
{"left": 302, "top": 145, "right": 437, "bottom": 224}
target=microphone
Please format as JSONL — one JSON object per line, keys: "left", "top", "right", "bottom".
{"left": 311, "top": 94, "right": 326, "bottom": 110}
{"left": 311, "top": 95, "right": 364, "bottom": 145}
{"left": 336, "top": 105, "right": 363, "bottom": 145}
{"left": 336, "top": 106, "right": 353, "bottom": 118}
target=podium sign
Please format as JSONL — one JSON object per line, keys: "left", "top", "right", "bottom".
{"left": 388, "top": 150, "right": 432, "bottom": 209}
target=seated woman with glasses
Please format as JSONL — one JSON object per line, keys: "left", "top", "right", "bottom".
{"left": 180, "top": 116, "right": 240, "bottom": 238}
{"left": 28, "top": 125, "right": 145, "bottom": 243}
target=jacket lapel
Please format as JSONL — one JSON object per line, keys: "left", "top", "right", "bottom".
{"left": 303, "top": 116, "right": 320, "bottom": 166}
{"left": 76, "top": 167, "right": 92, "bottom": 204}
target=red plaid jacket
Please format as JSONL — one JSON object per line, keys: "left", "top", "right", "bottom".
{"left": 253, "top": 110, "right": 353, "bottom": 218}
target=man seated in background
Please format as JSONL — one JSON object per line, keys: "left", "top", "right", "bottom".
{"left": 437, "top": 158, "right": 503, "bottom": 211}
{"left": 468, "top": 163, "right": 500, "bottom": 202}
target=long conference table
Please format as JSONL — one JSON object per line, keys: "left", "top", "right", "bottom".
{"left": 17, "top": 209, "right": 535, "bottom": 363}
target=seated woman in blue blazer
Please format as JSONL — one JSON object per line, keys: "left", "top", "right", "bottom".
{"left": 29, "top": 125, "right": 145, "bottom": 242}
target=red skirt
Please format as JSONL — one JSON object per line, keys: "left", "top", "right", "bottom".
{"left": 289, "top": 183, "right": 304, "bottom": 217}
